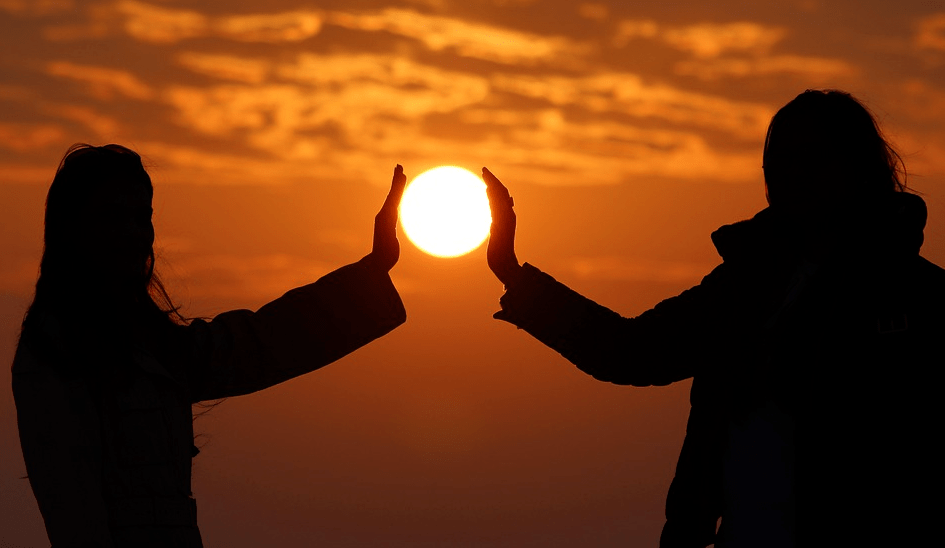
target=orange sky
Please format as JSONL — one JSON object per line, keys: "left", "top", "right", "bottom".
{"left": 2, "top": 1, "right": 944, "bottom": 546}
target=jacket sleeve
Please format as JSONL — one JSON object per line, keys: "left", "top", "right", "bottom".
{"left": 493, "top": 262, "right": 728, "bottom": 386}
{"left": 11, "top": 344, "right": 115, "bottom": 548}
{"left": 184, "top": 256, "right": 407, "bottom": 402}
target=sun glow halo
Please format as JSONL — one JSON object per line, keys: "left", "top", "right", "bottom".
{"left": 399, "top": 166, "right": 492, "bottom": 258}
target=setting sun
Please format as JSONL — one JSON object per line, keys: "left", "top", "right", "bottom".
{"left": 399, "top": 166, "right": 492, "bottom": 258}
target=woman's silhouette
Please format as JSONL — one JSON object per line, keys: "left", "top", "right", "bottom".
{"left": 12, "top": 144, "right": 408, "bottom": 547}
{"left": 482, "top": 90, "right": 945, "bottom": 547}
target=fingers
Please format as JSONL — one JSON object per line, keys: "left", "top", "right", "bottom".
{"left": 483, "top": 167, "right": 521, "bottom": 285}
{"left": 483, "top": 167, "right": 514, "bottom": 226}
{"left": 482, "top": 166, "right": 511, "bottom": 202}
{"left": 376, "top": 164, "right": 407, "bottom": 228}
{"left": 381, "top": 164, "right": 407, "bottom": 214}
{"left": 370, "top": 165, "right": 406, "bottom": 272}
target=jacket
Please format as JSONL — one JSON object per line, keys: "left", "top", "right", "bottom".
{"left": 493, "top": 192, "right": 945, "bottom": 547}
{"left": 12, "top": 257, "right": 406, "bottom": 548}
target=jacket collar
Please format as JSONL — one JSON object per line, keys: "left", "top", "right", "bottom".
{"left": 711, "top": 192, "right": 928, "bottom": 263}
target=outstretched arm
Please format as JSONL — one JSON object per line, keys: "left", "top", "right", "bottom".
{"left": 183, "top": 166, "right": 409, "bottom": 402}
{"left": 483, "top": 166, "right": 724, "bottom": 387}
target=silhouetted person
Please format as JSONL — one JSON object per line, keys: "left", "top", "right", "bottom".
{"left": 12, "top": 144, "right": 408, "bottom": 547}
{"left": 482, "top": 90, "right": 945, "bottom": 547}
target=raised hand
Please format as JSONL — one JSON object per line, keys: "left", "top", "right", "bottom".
{"left": 367, "top": 165, "right": 407, "bottom": 272}
{"left": 482, "top": 167, "right": 523, "bottom": 287}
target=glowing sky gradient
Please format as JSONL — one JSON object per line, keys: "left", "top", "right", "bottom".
{"left": 2, "top": 1, "right": 944, "bottom": 546}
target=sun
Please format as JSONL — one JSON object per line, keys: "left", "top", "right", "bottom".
{"left": 399, "top": 166, "right": 492, "bottom": 258}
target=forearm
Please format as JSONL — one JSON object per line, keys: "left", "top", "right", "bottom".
{"left": 188, "top": 256, "right": 406, "bottom": 401}
{"left": 494, "top": 263, "right": 701, "bottom": 386}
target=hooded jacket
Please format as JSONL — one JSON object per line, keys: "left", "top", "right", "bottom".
{"left": 493, "top": 193, "right": 945, "bottom": 547}
{"left": 12, "top": 257, "right": 406, "bottom": 548}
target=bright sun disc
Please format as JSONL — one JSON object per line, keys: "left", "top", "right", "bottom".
{"left": 399, "top": 166, "right": 492, "bottom": 258}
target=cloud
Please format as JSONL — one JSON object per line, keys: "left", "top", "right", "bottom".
{"left": 115, "top": 0, "right": 208, "bottom": 43}
{"left": 213, "top": 10, "right": 323, "bottom": 43}
{"left": 112, "top": 1, "right": 323, "bottom": 44}
{"left": 0, "top": 123, "right": 65, "bottom": 152}
{"left": 130, "top": 141, "right": 307, "bottom": 186}
{"left": 674, "top": 54, "right": 856, "bottom": 81}
{"left": 167, "top": 53, "right": 489, "bottom": 155}
{"left": 274, "top": 52, "right": 485, "bottom": 89}
{"left": 177, "top": 52, "right": 271, "bottom": 84}
{"left": 46, "top": 61, "right": 155, "bottom": 100}
{"left": 327, "top": 8, "right": 582, "bottom": 65}
{"left": 615, "top": 19, "right": 786, "bottom": 58}
{"left": 164, "top": 50, "right": 764, "bottom": 186}
{"left": 458, "top": 115, "right": 761, "bottom": 184}
{"left": 663, "top": 22, "right": 785, "bottom": 59}
{"left": 916, "top": 13, "right": 945, "bottom": 52}
{"left": 42, "top": 103, "right": 122, "bottom": 137}
{"left": 491, "top": 72, "right": 773, "bottom": 138}
{"left": 49, "top": 3, "right": 574, "bottom": 64}
{"left": 613, "top": 19, "right": 659, "bottom": 43}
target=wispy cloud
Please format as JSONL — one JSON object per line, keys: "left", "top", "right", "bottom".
{"left": 75, "top": 1, "right": 325, "bottom": 44}
{"left": 57, "top": 1, "right": 572, "bottom": 65}
{"left": 177, "top": 52, "right": 271, "bottom": 85}
{"left": 213, "top": 10, "right": 323, "bottom": 43}
{"left": 130, "top": 141, "right": 309, "bottom": 186}
{"left": 168, "top": 53, "right": 490, "bottom": 152}
{"left": 491, "top": 72, "right": 773, "bottom": 138}
{"left": 0, "top": 123, "right": 65, "bottom": 152}
{"left": 662, "top": 22, "right": 785, "bottom": 59}
{"left": 674, "top": 54, "right": 856, "bottom": 81}
{"left": 915, "top": 13, "right": 945, "bottom": 52}
{"left": 46, "top": 61, "right": 155, "bottom": 100}
{"left": 42, "top": 103, "right": 122, "bottom": 137}
{"left": 326, "top": 8, "right": 583, "bottom": 65}
{"left": 615, "top": 19, "right": 785, "bottom": 58}
{"left": 613, "top": 19, "right": 853, "bottom": 82}
{"left": 114, "top": 0, "right": 207, "bottom": 43}
{"left": 165, "top": 49, "right": 764, "bottom": 184}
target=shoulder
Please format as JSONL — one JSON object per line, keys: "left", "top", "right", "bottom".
{"left": 909, "top": 256, "right": 945, "bottom": 297}
{"left": 710, "top": 208, "right": 797, "bottom": 264}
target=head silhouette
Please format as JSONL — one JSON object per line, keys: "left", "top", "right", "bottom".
{"left": 40, "top": 144, "right": 155, "bottom": 307}
{"left": 762, "top": 90, "right": 905, "bottom": 226}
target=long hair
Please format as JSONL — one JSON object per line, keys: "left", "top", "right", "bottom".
{"left": 21, "top": 144, "right": 183, "bottom": 371}
{"left": 762, "top": 89, "right": 906, "bottom": 213}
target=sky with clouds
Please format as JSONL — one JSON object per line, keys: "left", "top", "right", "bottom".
{"left": 2, "top": 1, "right": 944, "bottom": 546}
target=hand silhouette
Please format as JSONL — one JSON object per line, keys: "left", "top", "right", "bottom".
{"left": 482, "top": 167, "right": 523, "bottom": 286}
{"left": 367, "top": 165, "right": 407, "bottom": 272}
